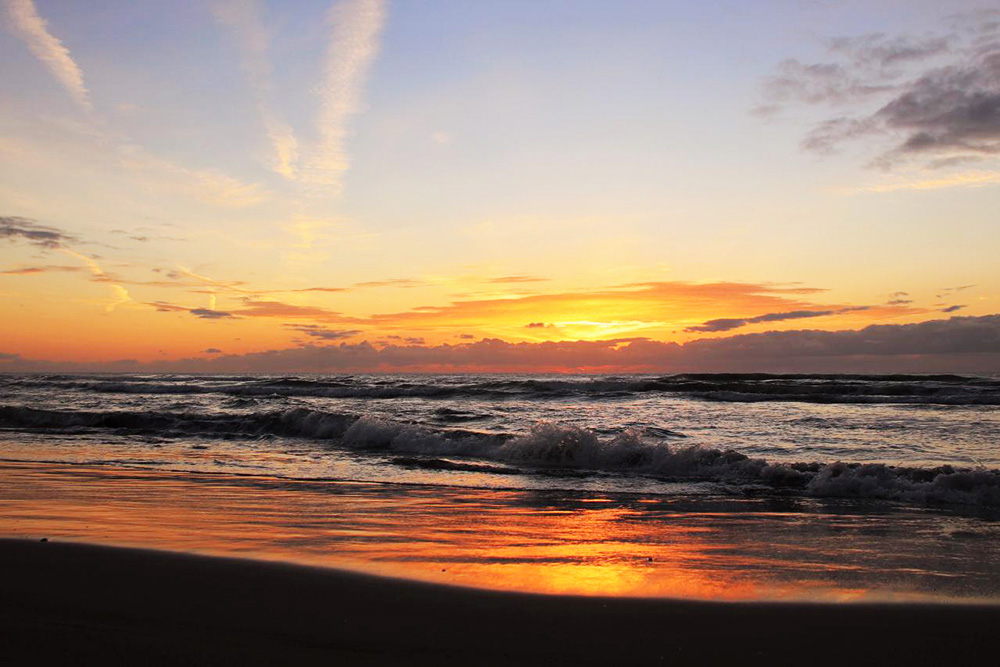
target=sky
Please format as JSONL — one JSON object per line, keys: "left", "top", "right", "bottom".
{"left": 2, "top": 0, "right": 999, "bottom": 373}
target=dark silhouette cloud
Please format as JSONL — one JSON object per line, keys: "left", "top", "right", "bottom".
{"left": 686, "top": 307, "right": 869, "bottom": 333}
{"left": 203, "top": 348, "right": 222, "bottom": 354}
{"left": 190, "top": 308, "right": 234, "bottom": 319}
{"left": 525, "top": 322, "right": 547, "bottom": 328}
{"left": 942, "top": 304, "right": 967, "bottom": 313}
{"left": 872, "top": 51, "right": 1000, "bottom": 166}
{"left": 937, "top": 285, "right": 977, "bottom": 298}
{"left": 284, "top": 324, "right": 361, "bottom": 340}
{"left": 1, "top": 216, "right": 77, "bottom": 248}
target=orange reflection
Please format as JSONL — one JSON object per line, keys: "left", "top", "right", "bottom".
{"left": 0, "top": 461, "right": 971, "bottom": 602}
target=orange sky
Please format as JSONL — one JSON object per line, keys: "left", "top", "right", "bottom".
{"left": 1, "top": 1, "right": 998, "bottom": 371}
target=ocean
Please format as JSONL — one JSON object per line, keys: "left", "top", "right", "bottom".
{"left": 2, "top": 372, "right": 1000, "bottom": 600}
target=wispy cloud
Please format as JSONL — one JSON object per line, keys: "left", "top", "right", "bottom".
{"left": 117, "top": 144, "right": 269, "bottom": 208}
{"left": 4, "top": 0, "right": 270, "bottom": 211}
{"left": 3, "top": 0, "right": 91, "bottom": 110}
{"left": 304, "top": 0, "right": 388, "bottom": 191}
{"left": 211, "top": 0, "right": 299, "bottom": 177}
{"left": 60, "top": 249, "right": 131, "bottom": 313}
{"left": 234, "top": 298, "right": 355, "bottom": 320}
{"left": 488, "top": 275, "right": 550, "bottom": 284}
{"left": 354, "top": 277, "right": 423, "bottom": 288}
{"left": 840, "top": 171, "right": 1000, "bottom": 194}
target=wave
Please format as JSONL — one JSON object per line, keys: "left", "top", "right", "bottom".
{"left": 4, "top": 373, "right": 1000, "bottom": 405}
{"left": 0, "top": 405, "right": 356, "bottom": 440}
{"left": 3, "top": 404, "right": 998, "bottom": 507}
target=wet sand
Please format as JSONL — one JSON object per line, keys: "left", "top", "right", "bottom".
{"left": 2, "top": 538, "right": 998, "bottom": 666}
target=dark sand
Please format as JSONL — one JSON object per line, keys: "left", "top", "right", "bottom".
{"left": 1, "top": 539, "right": 997, "bottom": 666}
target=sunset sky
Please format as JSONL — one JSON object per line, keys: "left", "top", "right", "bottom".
{"left": 2, "top": 0, "right": 999, "bottom": 372}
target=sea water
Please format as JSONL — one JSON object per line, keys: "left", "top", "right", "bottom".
{"left": 2, "top": 373, "right": 999, "bottom": 600}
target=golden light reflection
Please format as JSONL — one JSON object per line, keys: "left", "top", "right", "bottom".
{"left": 0, "top": 461, "right": 973, "bottom": 602}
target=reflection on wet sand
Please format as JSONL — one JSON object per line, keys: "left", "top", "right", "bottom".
{"left": 2, "top": 461, "right": 999, "bottom": 601}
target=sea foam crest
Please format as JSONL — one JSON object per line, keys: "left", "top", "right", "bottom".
{"left": 3, "top": 404, "right": 999, "bottom": 506}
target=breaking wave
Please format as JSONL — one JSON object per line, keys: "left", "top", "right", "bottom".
{"left": 2, "top": 404, "right": 998, "bottom": 507}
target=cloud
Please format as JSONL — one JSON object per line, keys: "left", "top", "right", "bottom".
{"left": 0, "top": 351, "right": 21, "bottom": 361}
{"left": 828, "top": 33, "right": 952, "bottom": 70}
{"left": 116, "top": 144, "right": 269, "bottom": 208}
{"left": 886, "top": 299, "right": 913, "bottom": 306}
{"left": 14, "top": 315, "right": 999, "bottom": 374}
{"left": 3, "top": 0, "right": 91, "bottom": 110}
{"left": 871, "top": 52, "right": 1000, "bottom": 167}
{"left": 1, "top": 264, "right": 82, "bottom": 275}
{"left": 942, "top": 304, "right": 967, "bottom": 313}
{"left": 150, "top": 295, "right": 358, "bottom": 323}
{"left": 204, "top": 348, "right": 223, "bottom": 354}
{"left": 761, "top": 59, "right": 893, "bottom": 106}
{"left": 686, "top": 307, "right": 870, "bottom": 333}
{"left": 525, "top": 322, "right": 547, "bottom": 329}
{"left": 488, "top": 275, "right": 549, "bottom": 284}
{"left": 303, "top": 0, "right": 388, "bottom": 191}
{"left": 288, "top": 286, "right": 350, "bottom": 293}
{"left": 60, "top": 248, "right": 131, "bottom": 313}
{"left": 285, "top": 323, "right": 361, "bottom": 340}
{"left": 354, "top": 278, "right": 423, "bottom": 288}
{"left": 362, "top": 281, "right": 835, "bottom": 336}
{"left": 840, "top": 171, "right": 1000, "bottom": 194}
{"left": 190, "top": 308, "right": 235, "bottom": 319}
{"left": 211, "top": 0, "right": 299, "bottom": 177}
{"left": 148, "top": 301, "right": 187, "bottom": 313}
{"left": 0, "top": 215, "right": 76, "bottom": 248}
{"left": 234, "top": 299, "right": 351, "bottom": 320}
{"left": 761, "top": 21, "right": 1000, "bottom": 169}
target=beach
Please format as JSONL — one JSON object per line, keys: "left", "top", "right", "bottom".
{"left": 4, "top": 0, "right": 1000, "bottom": 662}
{"left": 4, "top": 538, "right": 999, "bottom": 666}
{"left": 2, "top": 373, "right": 999, "bottom": 663}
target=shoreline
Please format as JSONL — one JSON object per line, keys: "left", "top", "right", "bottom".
{"left": 4, "top": 459, "right": 1000, "bottom": 602}
{"left": 3, "top": 538, "right": 999, "bottom": 666}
